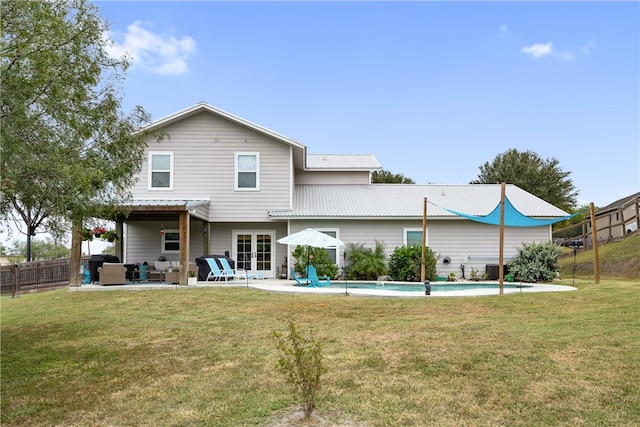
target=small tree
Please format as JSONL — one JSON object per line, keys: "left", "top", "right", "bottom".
{"left": 388, "top": 245, "right": 437, "bottom": 282}
{"left": 508, "top": 241, "right": 562, "bottom": 283}
{"left": 273, "top": 319, "right": 326, "bottom": 419}
{"left": 344, "top": 241, "right": 387, "bottom": 280}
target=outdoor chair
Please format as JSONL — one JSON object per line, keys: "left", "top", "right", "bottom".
{"left": 290, "top": 268, "right": 312, "bottom": 286}
{"left": 306, "top": 265, "right": 331, "bottom": 287}
{"left": 205, "top": 258, "right": 228, "bottom": 282}
{"left": 218, "top": 257, "right": 248, "bottom": 281}
{"left": 97, "top": 263, "right": 127, "bottom": 286}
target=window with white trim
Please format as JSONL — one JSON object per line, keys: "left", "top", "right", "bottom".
{"left": 318, "top": 229, "right": 339, "bottom": 264}
{"left": 149, "top": 152, "right": 174, "bottom": 190}
{"left": 235, "top": 152, "right": 260, "bottom": 191}
{"left": 404, "top": 228, "right": 428, "bottom": 247}
{"left": 162, "top": 229, "right": 180, "bottom": 254}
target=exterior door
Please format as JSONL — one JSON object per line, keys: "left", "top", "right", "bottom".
{"left": 233, "top": 230, "right": 275, "bottom": 278}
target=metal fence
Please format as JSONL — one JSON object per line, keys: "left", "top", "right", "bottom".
{"left": 1, "top": 259, "right": 71, "bottom": 296}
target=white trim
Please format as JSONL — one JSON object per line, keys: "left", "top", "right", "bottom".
{"left": 235, "top": 152, "right": 260, "bottom": 191}
{"left": 148, "top": 151, "right": 174, "bottom": 191}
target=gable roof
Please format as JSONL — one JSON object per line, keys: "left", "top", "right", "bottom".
{"left": 596, "top": 191, "right": 640, "bottom": 214}
{"left": 145, "top": 102, "right": 379, "bottom": 172}
{"left": 145, "top": 102, "right": 306, "bottom": 149}
{"left": 306, "top": 154, "right": 381, "bottom": 170}
{"left": 269, "top": 184, "right": 568, "bottom": 220}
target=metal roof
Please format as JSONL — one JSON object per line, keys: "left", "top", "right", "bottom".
{"left": 306, "top": 154, "right": 382, "bottom": 170}
{"left": 269, "top": 184, "right": 569, "bottom": 219}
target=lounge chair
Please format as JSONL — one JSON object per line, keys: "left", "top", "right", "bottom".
{"left": 205, "top": 258, "right": 228, "bottom": 282}
{"left": 290, "top": 268, "right": 312, "bottom": 286}
{"left": 306, "top": 265, "right": 331, "bottom": 287}
{"left": 97, "top": 263, "right": 127, "bottom": 286}
{"left": 218, "top": 257, "right": 248, "bottom": 281}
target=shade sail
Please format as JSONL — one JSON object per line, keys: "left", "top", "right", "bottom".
{"left": 443, "top": 197, "right": 577, "bottom": 227}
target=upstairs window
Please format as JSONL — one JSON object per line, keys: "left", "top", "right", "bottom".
{"left": 235, "top": 152, "right": 260, "bottom": 191}
{"left": 149, "top": 152, "right": 173, "bottom": 190}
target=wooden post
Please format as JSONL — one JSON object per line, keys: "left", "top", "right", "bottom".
{"left": 589, "top": 202, "right": 600, "bottom": 284}
{"left": 179, "top": 210, "right": 190, "bottom": 285}
{"left": 499, "top": 182, "right": 506, "bottom": 295}
{"left": 421, "top": 197, "right": 427, "bottom": 282}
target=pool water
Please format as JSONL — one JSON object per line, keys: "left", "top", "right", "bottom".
{"left": 332, "top": 282, "right": 531, "bottom": 292}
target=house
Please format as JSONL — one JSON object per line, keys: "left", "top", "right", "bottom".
{"left": 113, "top": 102, "right": 569, "bottom": 283}
{"left": 588, "top": 192, "right": 640, "bottom": 244}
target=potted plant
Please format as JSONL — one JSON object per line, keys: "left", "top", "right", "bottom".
{"left": 188, "top": 270, "right": 197, "bottom": 285}
{"left": 101, "top": 229, "right": 118, "bottom": 242}
{"left": 91, "top": 226, "right": 106, "bottom": 238}
{"left": 82, "top": 228, "right": 94, "bottom": 241}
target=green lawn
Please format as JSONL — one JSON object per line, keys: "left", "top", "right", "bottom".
{"left": 2, "top": 279, "right": 639, "bottom": 426}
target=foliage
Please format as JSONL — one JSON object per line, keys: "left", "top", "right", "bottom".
{"left": 552, "top": 203, "right": 591, "bottom": 236}
{"left": 470, "top": 149, "right": 578, "bottom": 212}
{"left": 291, "top": 246, "right": 339, "bottom": 279}
{"left": 372, "top": 169, "right": 415, "bottom": 184}
{"left": 344, "top": 241, "right": 387, "bottom": 280}
{"left": 388, "top": 245, "right": 437, "bottom": 282}
{"left": 2, "top": 238, "right": 71, "bottom": 263}
{"left": 508, "top": 241, "right": 563, "bottom": 283}
{"left": 101, "top": 229, "right": 118, "bottom": 242}
{"left": 0, "top": 0, "right": 161, "bottom": 260}
{"left": 273, "top": 319, "right": 326, "bottom": 419}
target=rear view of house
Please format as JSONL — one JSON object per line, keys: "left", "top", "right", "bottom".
{"left": 111, "top": 102, "right": 568, "bottom": 284}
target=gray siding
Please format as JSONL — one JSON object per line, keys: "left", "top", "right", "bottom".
{"left": 282, "top": 219, "right": 551, "bottom": 278}
{"left": 124, "top": 219, "right": 204, "bottom": 266}
{"left": 131, "top": 112, "right": 292, "bottom": 222}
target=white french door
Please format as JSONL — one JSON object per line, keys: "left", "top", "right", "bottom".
{"left": 232, "top": 230, "right": 275, "bottom": 278}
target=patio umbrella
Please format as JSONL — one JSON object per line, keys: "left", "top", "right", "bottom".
{"left": 277, "top": 228, "right": 345, "bottom": 268}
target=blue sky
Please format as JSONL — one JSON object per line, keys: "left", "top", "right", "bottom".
{"left": 97, "top": 0, "right": 639, "bottom": 208}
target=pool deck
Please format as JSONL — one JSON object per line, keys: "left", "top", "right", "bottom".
{"left": 70, "top": 279, "right": 577, "bottom": 297}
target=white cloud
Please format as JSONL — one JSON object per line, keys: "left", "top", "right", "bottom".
{"left": 521, "top": 40, "right": 596, "bottom": 62}
{"left": 521, "top": 42, "right": 553, "bottom": 58}
{"left": 104, "top": 21, "right": 195, "bottom": 75}
{"left": 499, "top": 24, "right": 508, "bottom": 35}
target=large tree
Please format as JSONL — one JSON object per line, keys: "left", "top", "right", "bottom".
{"left": 470, "top": 149, "right": 578, "bottom": 211}
{"left": 372, "top": 169, "right": 415, "bottom": 184}
{"left": 1, "top": 0, "right": 159, "bottom": 262}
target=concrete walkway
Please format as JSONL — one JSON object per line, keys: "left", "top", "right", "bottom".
{"left": 70, "top": 279, "right": 577, "bottom": 297}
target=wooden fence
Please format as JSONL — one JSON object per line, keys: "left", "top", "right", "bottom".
{"left": 1, "top": 259, "right": 71, "bottom": 296}
{"left": 553, "top": 196, "right": 640, "bottom": 248}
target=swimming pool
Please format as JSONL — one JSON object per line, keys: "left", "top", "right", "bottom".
{"left": 334, "top": 282, "right": 532, "bottom": 292}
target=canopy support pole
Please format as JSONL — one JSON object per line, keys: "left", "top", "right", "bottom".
{"left": 421, "top": 197, "right": 427, "bottom": 282}
{"left": 499, "top": 182, "right": 505, "bottom": 295}
{"left": 589, "top": 202, "right": 600, "bottom": 284}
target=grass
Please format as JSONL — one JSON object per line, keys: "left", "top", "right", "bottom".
{"left": 2, "top": 276, "right": 639, "bottom": 426}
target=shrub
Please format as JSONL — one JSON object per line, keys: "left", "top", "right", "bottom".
{"left": 388, "top": 245, "right": 437, "bottom": 282}
{"left": 344, "top": 241, "right": 387, "bottom": 280}
{"left": 508, "top": 241, "right": 562, "bottom": 283}
{"left": 273, "top": 319, "right": 326, "bottom": 419}
{"left": 291, "top": 246, "right": 339, "bottom": 279}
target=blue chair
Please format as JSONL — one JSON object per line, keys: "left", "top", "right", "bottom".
{"left": 218, "top": 257, "right": 248, "bottom": 281}
{"left": 306, "top": 265, "right": 331, "bottom": 287}
{"left": 290, "top": 268, "right": 311, "bottom": 286}
{"left": 205, "top": 258, "right": 227, "bottom": 282}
